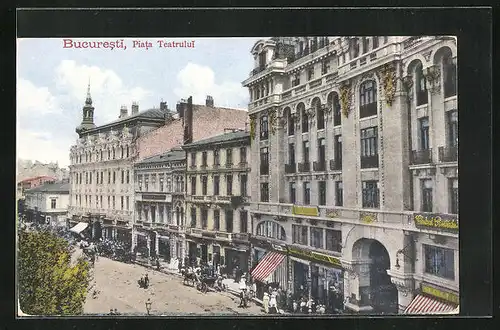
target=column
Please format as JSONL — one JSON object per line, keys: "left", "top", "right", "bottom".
{"left": 113, "top": 227, "right": 117, "bottom": 240}
{"left": 147, "top": 235, "right": 151, "bottom": 259}
{"left": 155, "top": 233, "right": 159, "bottom": 256}
{"left": 131, "top": 227, "right": 137, "bottom": 252}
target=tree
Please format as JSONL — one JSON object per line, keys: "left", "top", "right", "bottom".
{"left": 18, "top": 229, "right": 91, "bottom": 315}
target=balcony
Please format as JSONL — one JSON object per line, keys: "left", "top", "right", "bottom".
{"left": 329, "top": 159, "right": 342, "bottom": 171}
{"left": 285, "top": 163, "right": 296, "bottom": 174}
{"left": 298, "top": 162, "right": 310, "bottom": 173}
{"left": 232, "top": 232, "right": 250, "bottom": 243}
{"left": 313, "top": 161, "right": 327, "bottom": 172}
{"left": 411, "top": 149, "right": 433, "bottom": 165}
{"left": 215, "top": 195, "right": 231, "bottom": 203}
{"left": 360, "top": 155, "right": 379, "bottom": 169}
{"left": 438, "top": 146, "right": 458, "bottom": 163}
{"left": 260, "top": 164, "right": 269, "bottom": 175}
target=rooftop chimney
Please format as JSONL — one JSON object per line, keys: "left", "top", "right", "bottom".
{"left": 131, "top": 101, "right": 139, "bottom": 115}
{"left": 119, "top": 105, "right": 128, "bottom": 118}
{"left": 206, "top": 95, "right": 214, "bottom": 107}
{"left": 176, "top": 100, "right": 186, "bottom": 119}
{"left": 160, "top": 101, "right": 168, "bottom": 111}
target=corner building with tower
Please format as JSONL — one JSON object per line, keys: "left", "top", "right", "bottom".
{"left": 243, "top": 36, "right": 458, "bottom": 314}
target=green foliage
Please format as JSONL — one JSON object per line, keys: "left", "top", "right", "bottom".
{"left": 18, "top": 229, "right": 91, "bottom": 315}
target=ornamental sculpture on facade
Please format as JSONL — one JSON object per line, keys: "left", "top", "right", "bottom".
{"left": 340, "top": 83, "right": 352, "bottom": 118}
{"left": 249, "top": 115, "right": 256, "bottom": 141}
{"left": 380, "top": 63, "right": 397, "bottom": 107}
{"left": 424, "top": 65, "right": 441, "bottom": 93}
{"left": 268, "top": 108, "right": 277, "bottom": 135}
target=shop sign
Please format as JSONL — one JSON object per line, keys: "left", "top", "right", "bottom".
{"left": 142, "top": 194, "right": 167, "bottom": 201}
{"left": 292, "top": 205, "right": 319, "bottom": 217}
{"left": 421, "top": 284, "right": 459, "bottom": 305}
{"left": 414, "top": 213, "right": 458, "bottom": 232}
{"left": 287, "top": 246, "right": 342, "bottom": 268}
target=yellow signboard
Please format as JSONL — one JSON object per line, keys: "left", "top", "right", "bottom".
{"left": 287, "top": 246, "right": 342, "bottom": 268}
{"left": 414, "top": 214, "right": 459, "bottom": 231}
{"left": 292, "top": 205, "right": 319, "bottom": 217}
{"left": 421, "top": 284, "right": 459, "bottom": 305}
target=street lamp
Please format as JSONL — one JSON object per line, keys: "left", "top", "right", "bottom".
{"left": 145, "top": 298, "right": 152, "bottom": 315}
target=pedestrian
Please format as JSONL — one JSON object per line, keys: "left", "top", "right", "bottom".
{"left": 109, "top": 308, "right": 114, "bottom": 315}
{"left": 156, "top": 257, "right": 160, "bottom": 271}
{"left": 263, "top": 292, "right": 270, "bottom": 314}
{"left": 144, "top": 273, "right": 149, "bottom": 288}
{"left": 269, "top": 289, "right": 278, "bottom": 314}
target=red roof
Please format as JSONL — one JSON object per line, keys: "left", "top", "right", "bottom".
{"left": 19, "top": 176, "right": 57, "bottom": 184}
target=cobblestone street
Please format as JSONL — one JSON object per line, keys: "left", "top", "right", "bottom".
{"left": 84, "top": 257, "right": 264, "bottom": 316}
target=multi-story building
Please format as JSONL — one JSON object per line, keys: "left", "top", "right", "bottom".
{"left": 132, "top": 147, "right": 186, "bottom": 264}
{"left": 68, "top": 84, "right": 175, "bottom": 245}
{"left": 182, "top": 130, "right": 251, "bottom": 274}
{"left": 24, "top": 181, "right": 70, "bottom": 227}
{"left": 243, "top": 36, "right": 458, "bottom": 314}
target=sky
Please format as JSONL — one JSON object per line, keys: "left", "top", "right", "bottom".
{"left": 17, "top": 37, "right": 262, "bottom": 168}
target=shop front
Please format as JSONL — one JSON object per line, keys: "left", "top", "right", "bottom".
{"left": 225, "top": 246, "right": 249, "bottom": 276}
{"left": 158, "top": 236, "right": 171, "bottom": 262}
{"left": 404, "top": 283, "right": 459, "bottom": 315}
{"left": 287, "top": 245, "right": 345, "bottom": 313}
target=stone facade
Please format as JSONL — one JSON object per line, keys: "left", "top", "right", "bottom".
{"left": 243, "top": 36, "right": 458, "bottom": 314}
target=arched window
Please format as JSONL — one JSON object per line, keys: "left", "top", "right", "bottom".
{"left": 256, "top": 221, "right": 286, "bottom": 241}
{"left": 328, "top": 92, "right": 341, "bottom": 126}
{"left": 300, "top": 105, "right": 308, "bottom": 133}
{"left": 415, "top": 62, "right": 428, "bottom": 106}
{"left": 359, "top": 80, "right": 377, "bottom": 118}
{"left": 285, "top": 108, "right": 294, "bottom": 136}
{"left": 260, "top": 114, "right": 269, "bottom": 140}
{"left": 315, "top": 100, "right": 325, "bottom": 130}
{"left": 443, "top": 53, "right": 457, "bottom": 98}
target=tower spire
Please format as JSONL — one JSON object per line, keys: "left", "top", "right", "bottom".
{"left": 85, "top": 78, "right": 92, "bottom": 105}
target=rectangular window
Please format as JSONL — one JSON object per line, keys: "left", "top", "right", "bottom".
{"left": 191, "top": 177, "right": 197, "bottom": 195}
{"left": 292, "top": 225, "right": 308, "bottom": 245}
{"left": 86, "top": 172, "right": 88, "bottom": 184}
{"left": 112, "top": 196, "right": 116, "bottom": 209}
{"left": 362, "top": 180, "right": 379, "bottom": 208}
{"left": 447, "top": 110, "right": 458, "bottom": 147}
{"left": 260, "top": 182, "right": 269, "bottom": 202}
{"left": 201, "top": 208, "right": 208, "bottom": 229}
{"left": 240, "top": 210, "right": 248, "bottom": 233}
{"left": 372, "top": 36, "right": 379, "bottom": 49}
{"left": 100, "top": 195, "right": 103, "bottom": 207}
{"left": 260, "top": 147, "right": 269, "bottom": 175}
{"left": 144, "top": 176, "right": 149, "bottom": 190}
{"left": 213, "top": 176, "right": 220, "bottom": 196}
{"left": 424, "top": 245, "right": 455, "bottom": 280}
{"left": 240, "top": 174, "right": 248, "bottom": 197}
{"left": 214, "top": 149, "right": 220, "bottom": 166}
{"left": 334, "top": 134, "right": 342, "bottom": 166}
{"left": 421, "top": 179, "right": 433, "bottom": 212}
{"left": 288, "top": 113, "right": 295, "bottom": 135}
{"left": 190, "top": 207, "right": 197, "bottom": 227}
{"left": 202, "top": 176, "right": 208, "bottom": 195}
{"left": 108, "top": 171, "right": 111, "bottom": 184}
{"left": 449, "top": 178, "right": 458, "bottom": 214}
{"left": 113, "top": 171, "right": 116, "bottom": 184}
{"left": 126, "top": 170, "right": 130, "bottom": 184}
{"left": 108, "top": 196, "right": 110, "bottom": 208}
{"left": 260, "top": 115, "right": 269, "bottom": 141}
{"left": 213, "top": 210, "right": 220, "bottom": 231}
{"left": 304, "top": 182, "right": 311, "bottom": 205}
{"left": 289, "top": 143, "right": 295, "bottom": 164}
{"left": 360, "top": 127, "right": 378, "bottom": 168}
{"left": 121, "top": 170, "right": 124, "bottom": 184}
{"left": 202, "top": 151, "right": 208, "bottom": 166}
{"left": 126, "top": 196, "right": 129, "bottom": 210}
{"left": 240, "top": 147, "right": 247, "bottom": 164}
{"left": 318, "top": 138, "right": 326, "bottom": 163}
{"left": 326, "top": 229, "right": 342, "bottom": 252}
{"left": 289, "top": 182, "right": 296, "bottom": 204}
{"left": 303, "top": 140, "right": 310, "bottom": 162}
{"left": 359, "top": 80, "right": 377, "bottom": 118}
{"left": 321, "top": 60, "right": 329, "bottom": 75}
{"left": 50, "top": 198, "right": 56, "bottom": 209}
{"left": 420, "top": 117, "right": 430, "bottom": 150}
{"left": 310, "top": 227, "right": 324, "bottom": 249}
{"left": 89, "top": 196, "right": 92, "bottom": 206}
{"left": 225, "top": 210, "right": 233, "bottom": 233}
{"left": 318, "top": 181, "right": 327, "bottom": 205}
{"left": 226, "top": 175, "right": 233, "bottom": 195}
{"left": 307, "top": 67, "right": 314, "bottom": 80}
{"left": 121, "top": 196, "right": 124, "bottom": 210}
{"left": 226, "top": 148, "right": 233, "bottom": 166}
{"left": 335, "top": 181, "right": 343, "bottom": 206}
{"left": 191, "top": 152, "right": 196, "bottom": 167}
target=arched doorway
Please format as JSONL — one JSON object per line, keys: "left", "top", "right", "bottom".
{"left": 352, "top": 238, "right": 398, "bottom": 314}
{"left": 369, "top": 241, "right": 398, "bottom": 313}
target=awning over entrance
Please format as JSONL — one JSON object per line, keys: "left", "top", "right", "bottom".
{"left": 69, "top": 222, "right": 89, "bottom": 234}
{"left": 404, "top": 294, "right": 458, "bottom": 315}
{"left": 251, "top": 251, "right": 285, "bottom": 283}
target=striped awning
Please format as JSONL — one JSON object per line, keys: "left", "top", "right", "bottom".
{"left": 251, "top": 251, "right": 285, "bottom": 283}
{"left": 404, "top": 294, "right": 458, "bottom": 315}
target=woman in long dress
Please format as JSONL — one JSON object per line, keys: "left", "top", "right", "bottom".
{"left": 263, "top": 292, "right": 270, "bottom": 314}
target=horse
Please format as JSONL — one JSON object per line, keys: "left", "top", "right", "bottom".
{"left": 182, "top": 268, "right": 197, "bottom": 287}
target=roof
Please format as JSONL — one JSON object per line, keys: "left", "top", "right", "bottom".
{"left": 18, "top": 176, "right": 57, "bottom": 183}
{"left": 25, "top": 181, "right": 70, "bottom": 194}
{"left": 85, "top": 108, "right": 170, "bottom": 133}
{"left": 182, "top": 130, "right": 250, "bottom": 149}
{"left": 137, "top": 148, "right": 186, "bottom": 165}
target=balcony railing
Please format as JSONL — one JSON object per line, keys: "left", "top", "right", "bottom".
{"left": 360, "top": 155, "right": 379, "bottom": 169}
{"left": 439, "top": 146, "right": 458, "bottom": 162}
{"left": 313, "top": 161, "right": 326, "bottom": 172}
{"left": 285, "top": 163, "right": 296, "bottom": 174}
{"left": 298, "top": 162, "right": 310, "bottom": 173}
{"left": 411, "top": 149, "right": 433, "bottom": 165}
{"left": 330, "top": 159, "right": 342, "bottom": 171}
